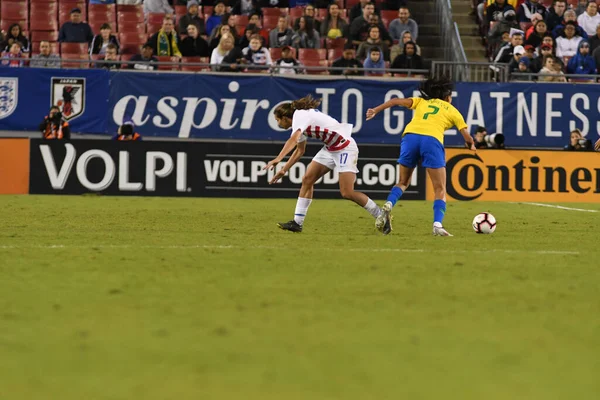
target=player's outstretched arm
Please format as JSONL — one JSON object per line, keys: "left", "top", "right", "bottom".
{"left": 269, "top": 141, "right": 307, "bottom": 185}
{"left": 264, "top": 129, "right": 303, "bottom": 171}
{"left": 366, "top": 98, "right": 414, "bottom": 121}
{"left": 595, "top": 138, "right": 600, "bottom": 151}
{"left": 460, "top": 128, "right": 476, "bottom": 151}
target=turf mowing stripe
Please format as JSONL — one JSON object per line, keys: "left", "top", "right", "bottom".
{"left": 511, "top": 202, "right": 599, "bottom": 213}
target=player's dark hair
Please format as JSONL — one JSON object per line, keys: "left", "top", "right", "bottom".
{"left": 419, "top": 76, "right": 454, "bottom": 101}
{"left": 274, "top": 95, "right": 322, "bottom": 119}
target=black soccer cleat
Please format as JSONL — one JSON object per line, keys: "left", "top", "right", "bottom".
{"left": 277, "top": 220, "right": 303, "bottom": 233}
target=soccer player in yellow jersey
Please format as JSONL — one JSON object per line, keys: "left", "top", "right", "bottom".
{"left": 366, "top": 76, "right": 476, "bottom": 236}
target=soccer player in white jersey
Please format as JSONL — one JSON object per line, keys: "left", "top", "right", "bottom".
{"left": 264, "top": 95, "right": 384, "bottom": 232}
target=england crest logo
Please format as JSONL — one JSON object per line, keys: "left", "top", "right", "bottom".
{"left": 51, "top": 77, "right": 86, "bottom": 121}
{"left": 0, "top": 78, "right": 18, "bottom": 120}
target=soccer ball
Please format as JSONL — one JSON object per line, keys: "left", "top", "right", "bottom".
{"left": 472, "top": 212, "right": 497, "bottom": 234}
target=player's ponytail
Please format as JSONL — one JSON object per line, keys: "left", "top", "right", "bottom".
{"left": 419, "top": 76, "right": 454, "bottom": 101}
{"left": 274, "top": 95, "right": 322, "bottom": 119}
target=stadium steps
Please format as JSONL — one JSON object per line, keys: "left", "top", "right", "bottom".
{"left": 411, "top": 0, "right": 445, "bottom": 61}
{"left": 451, "top": 0, "right": 488, "bottom": 61}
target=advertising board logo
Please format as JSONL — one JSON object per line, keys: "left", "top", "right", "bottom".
{"left": 51, "top": 77, "right": 85, "bottom": 121}
{"left": 443, "top": 149, "right": 600, "bottom": 202}
{"left": 0, "top": 78, "right": 18, "bottom": 120}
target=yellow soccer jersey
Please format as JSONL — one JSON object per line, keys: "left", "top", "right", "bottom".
{"left": 403, "top": 97, "right": 468, "bottom": 144}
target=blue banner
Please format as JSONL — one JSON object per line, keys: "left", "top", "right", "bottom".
{"left": 2, "top": 67, "right": 600, "bottom": 148}
{"left": 0, "top": 68, "right": 109, "bottom": 134}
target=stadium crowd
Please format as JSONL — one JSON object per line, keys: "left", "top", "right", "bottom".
{"left": 477, "top": 0, "right": 600, "bottom": 80}
{"left": 0, "top": 0, "right": 428, "bottom": 75}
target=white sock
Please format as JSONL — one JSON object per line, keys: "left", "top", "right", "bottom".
{"left": 433, "top": 221, "right": 443, "bottom": 228}
{"left": 363, "top": 198, "right": 381, "bottom": 218}
{"left": 294, "top": 197, "right": 312, "bottom": 225}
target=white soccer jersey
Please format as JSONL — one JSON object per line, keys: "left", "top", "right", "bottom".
{"left": 291, "top": 109, "right": 353, "bottom": 152}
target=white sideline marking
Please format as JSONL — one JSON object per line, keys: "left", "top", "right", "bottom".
{"left": 0, "top": 244, "right": 580, "bottom": 255}
{"left": 512, "top": 202, "right": 598, "bottom": 213}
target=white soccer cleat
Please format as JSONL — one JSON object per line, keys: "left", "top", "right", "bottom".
{"left": 375, "top": 202, "right": 393, "bottom": 234}
{"left": 432, "top": 225, "right": 453, "bottom": 237}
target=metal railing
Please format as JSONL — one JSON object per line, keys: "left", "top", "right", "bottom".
{"left": 432, "top": 61, "right": 510, "bottom": 82}
{"left": 435, "top": 0, "right": 468, "bottom": 81}
{"left": 0, "top": 56, "right": 429, "bottom": 78}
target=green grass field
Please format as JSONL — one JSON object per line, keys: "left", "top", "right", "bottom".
{"left": 1, "top": 195, "right": 599, "bottom": 400}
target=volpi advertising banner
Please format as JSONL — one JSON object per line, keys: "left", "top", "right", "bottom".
{"left": 429, "top": 149, "right": 600, "bottom": 202}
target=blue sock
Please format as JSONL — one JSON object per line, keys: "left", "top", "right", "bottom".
{"left": 433, "top": 199, "right": 446, "bottom": 225}
{"left": 386, "top": 186, "right": 404, "bottom": 207}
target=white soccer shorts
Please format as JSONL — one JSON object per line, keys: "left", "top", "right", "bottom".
{"left": 312, "top": 141, "right": 359, "bottom": 174}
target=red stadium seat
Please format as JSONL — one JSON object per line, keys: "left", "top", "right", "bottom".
{"left": 263, "top": 15, "right": 280, "bottom": 31}
{"left": 326, "top": 37, "right": 346, "bottom": 49}
{"left": 298, "top": 48, "right": 326, "bottom": 61}
{"left": 181, "top": 56, "right": 210, "bottom": 71}
{"left": 32, "top": 30, "right": 59, "bottom": 42}
{"left": 118, "top": 22, "right": 146, "bottom": 34}
{"left": 233, "top": 15, "right": 249, "bottom": 26}
{"left": 147, "top": 22, "right": 163, "bottom": 35}
{"left": 30, "top": 0, "right": 58, "bottom": 3}
{"left": 120, "top": 43, "right": 143, "bottom": 55}
{"left": 316, "top": 9, "right": 329, "bottom": 20}
{"left": 89, "top": 20, "right": 110, "bottom": 34}
{"left": 270, "top": 47, "right": 296, "bottom": 61}
{"left": 380, "top": 10, "right": 396, "bottom": 28}
{"left": 30, "top": 16, "right": 59, "bottom": 32}
{"left": 89, "top": 11, "right": 117, "bottom": 26}
{"left": 1, "top": 19, "right": 29, "bottom": 33}
{"left": 119, "top": 32, "right": 147, "bottom": 45}
{"left": 116, "top": 4, "right": 143, "bottom": 13}
{"left": 61, "top": 53, "right": 89, "bottom": 68}
{"left": 346, "top": 0, "right": 361, "bottom": 8}
{"left": 156, "top": 55, "right": 180, "bottom": 71}
{"left": 202, "top": 6, "right": 213, "bottom": 16}
{"left": 262, "top": 8, "right": 286, "bottom": 17}
{"left": 327, "top": 48, "right": 344, "bottom": 60}
{"left": 117, "top": 11, "right": 144, "bottom": 25}
{"left": 1, "top": 2, "right": 28, "bottom": 20}
{"left": 175, "top": 5, "right": 188, "bottom": 18}
{"left": 302, "top": 59, "right": 329, "bottom": 74}
{"left": 289, "top": 7, "right": 304, "bottom": 20}
{"left": 88, "top": 4, "right": 116, "bottom": 14}
{"left": 60, "top": 42, "right": 88, "bottom": 54}
{"left": 147, "top": 12, "right": 167, "bottom": 25}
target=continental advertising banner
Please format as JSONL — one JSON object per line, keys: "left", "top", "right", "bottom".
{"left": 28, "top": 139, "right": 426, "bottom": 200}
{"left": 429, "top": 149, "right": 600, "bottom": 202}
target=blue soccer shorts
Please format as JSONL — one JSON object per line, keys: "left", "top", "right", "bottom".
{"left": 398, "top": 133, "right": 446, "bottom": 169}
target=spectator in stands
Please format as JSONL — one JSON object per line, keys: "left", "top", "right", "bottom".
{"left": 0, "top": 31, "right": 4, "bottom": 47}
{"left": 257, "top": 0, "right": 289, "bottom": 9}
{"left": 144, "top": 0, "right": 174, "bottom": 16}
{"left": 525, "top": 20, "right": 548, "bottom": 48}
{"left": 488, "top": 9, "right": 519, "bottom": 47}
{"left": 272, "top": 46, "right": 304, "bottom": 75}
{"left": 574, "top": 0, "right": 588, "bottom": 16}
{"left": 118, "top": 0, "right": 143, "bottom": 4}
{"left": 565, "top": 129, "right": 592, "bottom": 151}
{"left": 367, "top": 14, "right": 393, "bottom": 46}
{"left": 363, "top": 47, "right": 385, "bottom": 75}
{"left": 507, "top": 44, "right": 525, "bottom": 70}
{"left": 96, "top": 44, "right": 121, "bottom": 69}
{"left": 58, "top": 8, "right": 94, "bottom": 44}
{"left": 1, "top": 24, "right": 29, "bottom": 53}
{"left": 552, "top": 10, "right": 588, "bottom": 39}
{"left": 128, "top": 44, "right": 158, "bottom": 70}
{"left": 486, "top": 0, "right": 515, "bottom": 25}
{"left": 533, "top": 43, "right": 553, "bottom": 70}
{"left": 242, "top": 34, "right": 272, "bottom": 71}
{"left": 207, "top": 2, "right": 228, "bottom": 37}
{"left": 147, "top": 17, "right": 182, "bottom": 58}
{"left": 388, "top": 6, "right": 418, "bottom": 42}
{"left": 210, "top": 33, "right": 243, "bottom": 72}
{"left": 350, "top": 2, "right": 376, "bottom": 46}
{"left": 357, "top": 25, "right": 389, "bottom": 61}
{"left": 248, "top": 13, "right": 263, "bottom": 29}
{"left": 294, "top": 6, "right": 321, "bottom": 33}
{"left": 331, "top": 49, "right": 362, "bottom": 75}
{"left": 390, "top": 30, "right": 421, "bottom": 62}
{"left": 181, "top": 25, "right": 210, "bottom": 56}
{"left": 292, "top": 17, "right": 321, "bottom": 49}
{"left": 391, "top": 41, "right": 424, "bottom": 72}
{"left": 223, "top": 15, "right": 241, "bottom": 41}
{"left": 538, "top": 55, "right": 566, "bottom": 80}
{"left": 545, "top": 0, "right": 567, "bottom": 31}
{"left": 518, "top": 0, "right": 547, "bottom": 23}
{"left": 566, "top": 39, "right": 596, "bottom": 74}
{"left": 239, "top": 24, "right": 261, "bottom": 48}
{"left": 270, "top": 16, "right": 295, "bottom": 48}
{"left": 210, "top": 24, "right": 235, "bottom": 52}
{"left": 320, "top": 4, "right": 349, "bottom": 40}
{"left": 588, "top": 24, "right": 600, "bottom": 53}
{"left": 556, "top": 22, "right": 583, "bottom": 57}
{"left": 31, "top": 41, "right": 61, "bottom": 68}
{"left": 524, "top": 13, "right": 544, "bottom": 38}
{"left": 577, "top": 1, "right": 600, "bottom": 37}
{"left": 112, "top": 120, "right": 142, "bottom": 141}
{"left": 231, "top": 0, "right": 260, "bottom": 16}
{"left": 350, "top": 0, "right": 375, "bottom": 23}
{"left": 90, "top": 24, "right": 120, "bottom": 56}
{"left": 179, "top": 1, "right": 206, "bottom": 36}
{"left": 0, "top": 42, "right": 24, "bottom": 68}
{"left": 523, "top": 44, "right": 541, "bottom": 71}
{"left": 40, "top": 106, "right": 70, "bottom": 140}
{"left": 494, "top": 30, "right": 524, "bottom": 63}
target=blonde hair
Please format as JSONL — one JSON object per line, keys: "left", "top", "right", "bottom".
{"left": 217, "top": 33, "right": 234, "bottom": 56}
{"left": 274, "top": 95, "right": 322, "bottom": 119}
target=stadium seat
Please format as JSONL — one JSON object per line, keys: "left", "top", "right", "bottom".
{"left": 89, "top": 21, "right": 109, "bottom": 34}
{"left": 61, "top": 53, "right": 89, "bottom": 68}
{"left": 327, "top": 48, "right": 344, "bottom": 60}
{"left": 298, "top": 48, "right": 327, "bottom": 61}
{"left": 263, "top": 15, "right": 280, "bottom": 31}
{"left": 181, "top": 56, "right": 210, "bottom": 71}
{"left": 30, "top": 0, "right": 58, "bottom": 3}
{"left": 116, "top": 4, "right": 143, "bottom": 13}
{"left": 60, "top": 42, "right": 88, "bottom": 54}
{"left": 270, "top": 47, "right": 297, "bottom": 60}
{"left": 174, "top": 5, "right": 188, "bottom": 18}
{"left": 202, "top": 6, "right": 213, "bottom": 16}
{"left": 88, "top": 4, "right": 116, "bottom": 14}
{"left": 302, "top": 59, "right": 329, "bottom": 74}
{"left": 119, "top": 32, "right": 147, "bottom": 44}
{"left": 156, "top": 56, "right": 180, "bottom": 71}
{"left": 147, "top": 22, "right": 163, "bottom": 35}
{"left": 380, "top": 10, "right": 396, "bottom": 28}
{"left": 1, "top": 19, "right": 29, "bottom": 32}
{"left": 147, "top": 13, "right": 166, "bottom": 25}
{"left": 1, "top": 2, "right": 28, "bottom": 20}
{"left": 32, "top": 41, "right": 59, "bottom": 54}
{"left": 316, "top": 9, "right": 329, "bottom": 20}
{"left": 32, "top": 30, "right": 59, "bottom": 42}
{"left": 30, "top": 16, "right": 59, "bottom": 32}
{"left": 346, "top": 0, "right": 361, "bottom": 8}
{"left": 326, "top": 37, "right": 346, "bottom": 49}
{"left": 289, "top": 7, "right": 304, "bottom": 20}
{"left": 262, "top": 8, "right": 286, "bottom": 17}
{"left": 233, "top": 15, "right": 249, "bottom": 26}
{"left": 117, "top": 11, "right": 144, "bottom": 25}
{"left": 118, "top": 22, "right": 146, "bottom": 34}
{"left": 120, "top": 43, "right": 143, "bottom": 55}
{"left": 89, "top": 11, "right": 117, "bottom": 27}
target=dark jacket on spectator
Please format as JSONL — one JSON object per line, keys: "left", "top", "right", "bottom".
{"left": 180, "top": 36, "right": 210, "bottom": 57}
{"left": 391, "top": 41, "right": 424, "bottom": 71}
{"left": 218, "top": 46, "right": 244, "bottom": 72}
{"left": 330, "top": 56, "right": 363, "bottom": 75}
{"left": 58, "top": 21, "right": 94, "bottom": 43}
{"left": 486, "top": 3, "right": 515, "bottom": 24}
{"left": 516, "top": 0, "right": 547, "bottom": 23}
{"left": 178, "top": 13, "right": 206, "bottom": 35}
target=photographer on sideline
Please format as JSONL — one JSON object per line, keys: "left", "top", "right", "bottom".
{"left": 565, "top": 129, "right": 592, "bottom": 151}
{"left": 112, "top": 120, "right": 142, "bottom": 141}
{"left": 40, "top": 106, "right": 70, "bottom": 140}
{"left": 473, "top": 126, "right": 489, "bottom": 149}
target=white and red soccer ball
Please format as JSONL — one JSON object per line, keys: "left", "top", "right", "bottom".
{"left": 472, "top": 212, "right": 497, "bottom": 234}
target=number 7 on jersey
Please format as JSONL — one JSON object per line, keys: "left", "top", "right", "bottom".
{"left": 423, "top": 105, "right": 440, "bottom": 120}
